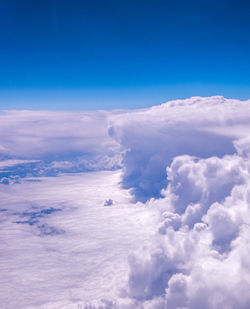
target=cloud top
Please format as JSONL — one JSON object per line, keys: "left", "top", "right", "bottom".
{"left": 109, "top": 96, "right": 250, "bottom": 201}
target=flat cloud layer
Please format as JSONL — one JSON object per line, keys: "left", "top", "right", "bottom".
{"left": 1, "top": 96, "right": 250, "bottom": 308}
{"left": 0, "top": 171, "right": 156, "bottom": 309}
{"left": 0, "top": 110, "right": 118, "bottom": 159}
{"left": 0, "top": 110, "right": 123, "bottom": 182}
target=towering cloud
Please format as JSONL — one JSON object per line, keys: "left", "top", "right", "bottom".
{"left": 109, "top": 96, "right": 250, "bottom": 201}
{"left": 105, "top": 96, "right": 250, "bottom": 309}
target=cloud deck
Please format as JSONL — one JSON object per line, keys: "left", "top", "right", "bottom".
{"left": 1, "top": 96, "right": 250, "bottom": 308}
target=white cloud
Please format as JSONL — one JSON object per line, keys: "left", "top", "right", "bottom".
{"left": 122, "top": 145, "right": 250, "bottom": 308}
{"left": 102, "top": 96, "right": 250, "bottom": 308}
{"left": 0, "top": 110, "right": 124, "bottom": 184}
{"left": 0, "top": 110, "right": 120, "bottom": 164}
{"left": 109, "top": 96, "right": 250, "bottom": 201}
{"left": 0, "top": 171, "right": 157, "bottom": 309}
{"left": 1, "top": 96, "right": 250, "bottom": 308}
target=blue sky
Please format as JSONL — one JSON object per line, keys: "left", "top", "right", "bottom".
{"left": 1, "top": 0, "right": 250, "bottom": 109}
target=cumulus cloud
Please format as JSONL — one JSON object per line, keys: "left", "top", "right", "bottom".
{"left": 93, "top": 96, "right": 250, "bottom": 309}
{"left": 121, "top": 143, "right": 250, "bottom": 308}
{"left": 109, "top": 96, "right": 250, "bottom": 201}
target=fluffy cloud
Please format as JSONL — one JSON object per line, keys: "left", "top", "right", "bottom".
{"left": 122, "top": 143, "right": 250, "bottom": 308}
{"left": 109, "top": 96, "right": 250, "bottom": 201}
{"left": 104, "top": 96, "right": 250, "bottom": 308}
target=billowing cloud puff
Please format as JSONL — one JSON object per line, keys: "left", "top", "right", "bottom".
{"left": 122, "top": 142, "right": 250, "bottom": 308}
{"left": 98, "top": 96, "right": 250, "bottom": 308}
{"left": 109, "top": 96, "right": 250, "bottom": 201}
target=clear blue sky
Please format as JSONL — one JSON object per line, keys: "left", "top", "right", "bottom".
{"left": 1, "top": 0, "right": 250, "bottom": 109}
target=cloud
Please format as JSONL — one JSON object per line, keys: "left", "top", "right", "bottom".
{"left": 109, "top": 96, "right": 250, "bottom": 201}
{"left": 0, "top": 109, "right": 122, "bottom": 163}
{"left": 0, "top": 110, "right": 124, "bottom": 183}
{"left": 122, "top": 143, "right": 250, "bottom": 308}
{"left": 2, "top": 96, "right": 250, "bottom": 308}
{"left": 0, "top": 170, "right": 156, "bottom": 309}
{"left": 85, "top": 96, "right": 250, "bottom": 308}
